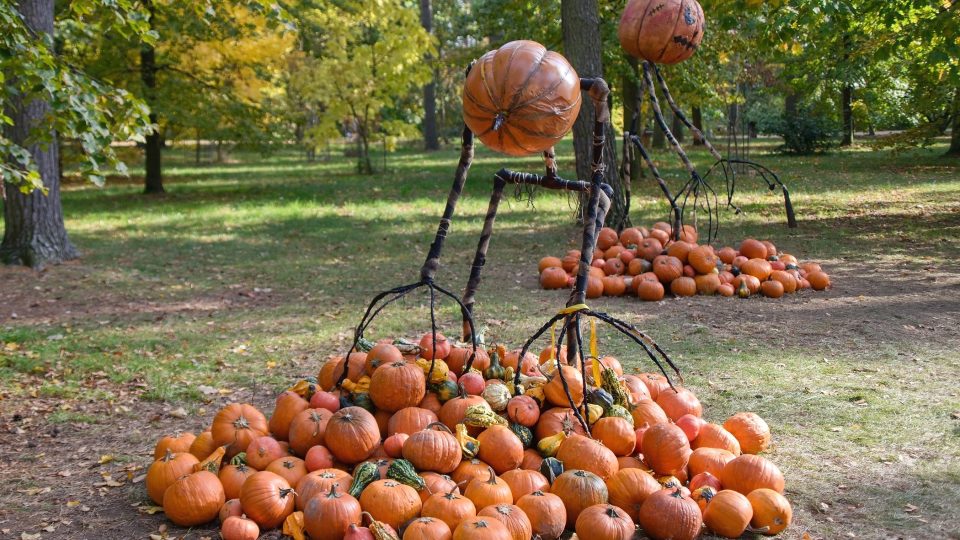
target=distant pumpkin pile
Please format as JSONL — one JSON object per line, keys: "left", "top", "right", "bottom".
{"left": 146, "top": 332, "right": 793, "bottom": 540}
{"left": 539, "top": 222, "right": 831, "bottom": 301}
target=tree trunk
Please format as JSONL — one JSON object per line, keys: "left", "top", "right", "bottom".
{"left": 1, "top": 0, "right": 79, "bottom": 268}
{"left": 672, "top": 109, "right": 684, "bottom": 143}
{"left": 195, "top": 129, "right": 201, "bottom": 164}
{"left": 841, "top": 84, "right": 853, "bottom": 146}
{"left": 692, "top": 106, "right": 704, "bottom": 145}
{"left": 561, "top": 0, "right": 628, "bottom": 229}
{"left": 621, "top": 56, "right": 643, "bottom": 180}
{"left": 140, "top": 1, "right": 163, "bottom": 194}
{"left": 420, "top": 0, "right": 439, "bottom": 151}
{"left": 947, "top": 86, "right": 960, "bottom": 157}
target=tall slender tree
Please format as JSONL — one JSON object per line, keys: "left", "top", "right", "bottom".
{"left": 420, "top": 0, "right": 440, "bottom": 150}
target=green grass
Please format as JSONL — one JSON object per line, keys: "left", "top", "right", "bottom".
{"left": 2, "top": 137, "right": 959, "bottom": 538}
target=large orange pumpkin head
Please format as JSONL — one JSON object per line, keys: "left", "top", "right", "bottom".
{"left": 619, "top": 0, "right": 706, "bottom": 65}
{"left": 463, "top": 40, "right": 581, "bottom": 156}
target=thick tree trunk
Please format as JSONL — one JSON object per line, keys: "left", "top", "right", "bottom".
{"left": 947, "top": 86, "right": 960, "bottom": 157}
{"left": 652, "top": 115, "right": 666, "bottom": 148}
{"left": 692, "top": 106, "right": 704, "bottom": 145}
{"left": 841, "top": 84, "right": 853, "bottom": 146}
{"left": 672, "top": 109, "right": 684, "bottom": 143}
{"left": 621, "top": 56, "right": 643, "bottom": 180}
{"left": 420, "top": 0, "right": 439, "bottom": 151}
{"left": 140, "top": 1, "right": 163, "bottom": 194}
{"left": 561, "top": 0, "right": 628, "bottom": 229}
{"left": 1, "top": 0, "right": 79, "bottom": 268}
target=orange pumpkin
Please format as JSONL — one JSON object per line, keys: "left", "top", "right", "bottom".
{"left": 535, "top": 407, "right": 587, "bottom": 440}
{"left": 478, "top": 504, "right": 533, "bottom": 540}
{"left": 387, "top": 407, "right": 438, "bottom": 437}
{"left": 440, "top": 387, "right": 489, "bottom": 434}
{"left": 452, "top": 517, "right": 512, "bottom": 540}
{"left": 219, "top": 462, "right": 256, "bottom": 501}
{"left": 239, "top": 471, "right": 295, "bottom": 529}
{"left": 590, "top": 417, "right": 637, "bottom": 457}
{"left": 324, "top": 406, "right": 381, "bottom": 464}
{"left": 287, "top": 408, "right": 331, "bottom": 457}
{"left": 670, "top": 276, "right": 697, "bottom": 297}
{"left": 693, "top": 423, "right": 742, "bottom": 455}
{"left": 556, "top": 433, "right": 619, "bottom": 480}
{"left": 652, "top": 255, "right": 683, "bottom": 283}
{"left": 720, "top": 455, "right": 785, "bottom": 495}
{"left": 605, "top": 467, "right": 661, "bottom": 522}
{"left": 369, "top": 361, "right": 426, "bottom": 413}
{"left": 620, "top": 227, "right": 644, "bottom": 247}
{"left": 538, "top": 256, "right": 563, "bottom": 273}
{"left": 245, "top": 435, "right": 287, "bottom": 470}
{"left": 506, "top": 395, "right": 540, "bottom": 428}
{"left": 770, "top": 270, "right": 798, "bottom": 293}
{"left": 464, "top": 466, "right": 514, "bottom": 510}
{"left": 638, "top": 238, "right": 664, "bottom": 261}
{"left": 220, "top": 498, "right": 243, "bottom": 523}
{"left": 269, "top": 391, "right": 309, "bottom": 441}
{"left": 154, "top": 432, "right": 196, "bottom": 460}
{"left": 420, "top": 472, "right": 458, "bottom": 503}
{"left": 761, "top": 279, "right": 785, "bottom": 298}
{"left": 365, "top": 342, "right": 404, "bottom": 375}
{"left": 319, "top": 353, "right": 365, "bottom": 391}
{"left": 576, "top": 504, "right": 635, "bottom": 540}
{"left": 295, "top": 469, "right": 351, "bottom": 511}
{"left": 452, "top": 458, "right": 493, "bottom": 487}
{"left": 303, "top": 483, "right": 362, "bottom": 540}
{"left": 703, "top": 489, "right": 753, "bottom": 538}
{"left": 477, "top": 425, "right": 524, "bottom": 474}
{"left": 423, "top": 483, "right": 477, "bottom": 531}
{"left": 619, "top": 0, "right": 705, "bottom": 64}
{"left": 212, "top": 403, "right": 268, "bottom": 458}
{"left": 516, "top": 490, "right": 565, "bottom": 540}
{"left": 717, "top": 246, "right": 737, "bottom": 264}
{"left": 638, "top": 488, "right": 702, "bottom": 540}
{"left": 146, "top": 450, "right": 199, "bottom": 505}
{"left": 732, "top": 274, "right": 761, "bottom": 294}
{"left": 501, "top": 469, "right": 549, "bottom": 503}
{"left": 540, "top": 267, "right": 569, "bottom": 290}
{"left": 738, "top": 239, "right": 767, "bottom": 259}
{"left": 630, "top": 399, "right": 669, "bottom": 429}
{"left": 462, "top": 40, "right": 581, "bottom": 157}
{"left": 688, "top": 246, "right": 717, "bottom": 274}
{"left": 163, "top": 470, "right": 225, "bottom": 527}
{"left": 550, "top": 469, "right": 608, "bottom": 528}
{"left": 694, "top": 273, "right": 721, "bottom": 295}
{"left": 265, "top": 457, "right": 307, "bottom": 487}
{"left": 359, "top": 479, "right": 422, "bottom": 531}
{"left": 544, "top": 365, "right": 585, "bottom": 407}
{"left": 602, "top": 275, "right": 627, "bottom": 296}
{"left": 404, "top": 517, "right": 452, "bottom": 540}
{"left": 404, "top": 422, "right": 463, "bottom": 474}
{"left": 688, "top": 447, "right": 736, "bottom": 478}
{"left": 656, "top": 387, "right": 702, "bottom": 420}
{"left": 586, "top": 276, "right": 604, "bottom": 298}
{"left": 642, "top": 423, "right": 691, "bottom": 477}
{"left": 747, "top": 488, "right": 792, "bottom": 535}
{"left": 742, "top": 258, "right": 773, "bottom": 281}
{"left": 637, "top": 279, "right": 665, "bottom": 301}
{"left": 808, "top": 271, "right": 831, "bottom": 290}
{"left": 189, "top": 431, "right": 217, "bottom": 461}
{"left": 723, "top": 412, "right": 771, "bottom": 454}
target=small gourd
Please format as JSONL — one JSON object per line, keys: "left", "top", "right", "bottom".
{"left": 350, "top": 392, "right": 375, "bottom": 412}
{"left": 587, "top": 388, "right": 615, "bottom": 411}
{"left": 417, "top": 358, "right": 450, "bottom": 385}
{"left": 737, "top": 279, "right": 751, "bottom": 298}
{"left": 539, "top": 457, "right": 564, "bottom": 484}
{"left": 456, "top": 424, "right": 480, "bottom": 458}
{"left": 348, "top": 461, "right": 381, "bottom": 497}
{"left": 386, "top": 459, "right": 426, "bottom": 491}
{"left": 464, "top": 404, "right": 507, "bottom": 427}
{"left": 601, "top": 369, "right": 631, "bottom": 409}
{"left": 484, "top": 346, "right": 507, "bottom": 381}
{"left": 537, "top": 432, "right": 566, "bottom": 458}
{"left": 482, "top": 384, "right": 511, "bottom": 412}
{"left": 587, "top": 404, "right": 604, "bottom": 424}
{"left": 509, "top": 423, "right": 535, "bottom": 449}
{"left": 433, "top": 380, "right": 459, "bottom": 403}
{"left": 605, "top": 405, "right": 634, "bottom": 426}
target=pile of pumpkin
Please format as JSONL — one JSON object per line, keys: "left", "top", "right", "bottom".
{"left": 146, "top": 332, "right": 792, "bottom": 540}
{"left": 539, "top": 222, "right": 831, "bottom": 301}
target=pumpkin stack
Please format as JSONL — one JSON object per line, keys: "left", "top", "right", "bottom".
{"left": 539, "top": 222, "right": 831, "bottom": 301}
{"left": 146, "top": 332, "right": 793, "bottom": 539}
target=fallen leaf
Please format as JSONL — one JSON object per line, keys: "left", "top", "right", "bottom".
{"left": 282, "top": 511, "right": 306, "bottom": 540}
{"left": 66, "top": 501, "right": 80, "bottom": 508}
{"left": 904, "top": 503, "right": 918, "bottom": 513}
{"left": 18, "top": 487, "right": 51, "bottom": 496}
{"left": 802, "top": 533, "right": 812, "bottom": 540}
{"left": 56, "top": 470, "right": 72, "bottom": 477}
{"left": 196, "top": 385, "right": 217, "bottom": 396}
{"left": 4, "top": 342, "right": 19, "bottom": 351}
{"left": 138, "top": 505, "right": 164, "bottom": 515}
{"left": 97, "top": 454, "right": 114, "bottom": 465}
{"left": 265, "top": 360, "right": 277, "bottom": 369}
{"left": 829, "top": 427, "right": 842, "bottom": 432}
{"left": 168, "top": 407, "right": 188, "bottom": 419}
{"left": 21, "top": 534, "right": 41, "bottom": 540}
{"left": 131, "top": 473, "right": 146, "bottom": 483}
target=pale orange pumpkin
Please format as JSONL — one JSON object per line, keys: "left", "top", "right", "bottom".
{"left": 605, "top": 467, "right": 660, "bottom": 522}
{"left": 720, "top": 455, "right": 785, "bottom": 495}
{"left": 550, "top": 469, "right": 608, "bottom": 528}
{"left": 723, "top": 412, "right": 771, "bottom": 454}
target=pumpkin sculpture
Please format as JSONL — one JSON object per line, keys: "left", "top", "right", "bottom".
{"left": 575, "top": 504, "right": 635, "bottom": 540}
{"left": 462, "top": 40, "right": 581, "bottom": 157}
{"left": 619, "top": 0, "right": 705, "bottom": 65}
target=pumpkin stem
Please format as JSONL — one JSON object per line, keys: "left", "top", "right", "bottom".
{"left": 485, "top": 466, "right": 497, "bottom": 484}
{"left": 604, "top": 505, "right": 621, "bottom": 518}
{"left": 326, "top": 483, "right": 341, "bottom": 498}
{"left": 475, "top": 519, "right": 491, "bottom": 528}
{"left": 230, "top": 452, "right": 247, "bottom": 466}
{"left": 233, "top": 415, "right": 250, "bottom": 430}
{"left": 426, "top": 421, "right": 453, "bottom": 433}
{"left": 492, "top": 112, "right": 506, "bottom": 132}
{"left": 162, "top": 448, "right": 174, "bottom": 462}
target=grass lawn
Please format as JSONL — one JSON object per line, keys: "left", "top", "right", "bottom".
{"left": 1, "top": 137, "right": 959, "bottom": 539}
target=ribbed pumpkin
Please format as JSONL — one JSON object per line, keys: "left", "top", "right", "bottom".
{"left": 220, "top": 498, "right": 243, "bottom": 523}
{"left": 576, "top": 504, "right": 635, "bottom": 540}
{"left": 637, "top": 279, "right": 665, "bottom": 301}
{"left": 439, "top": 387, "right": 488, "bottom": 434}
{"left": 690, "top": 471, "right": 722, "bottom": 492}
{"left": 449, "top": 457, "right": 489, "bottom": 484}
{"left": 269, "top": 391, "right": 310, "bottom": 441}
{"left": 693, "top": 422, "right": 742, "bottom": 455}
{"left": 656, "top": 387, "right": 702, "bottom": 420}
{"left": 385, "top": 407, "right": 436, "bottom": 437}
{"left": 506, "top": 395, "right": 540, "bottom": 428}
{"left": 535, "top": 407, "right": 587, "bottom": 440}
{"left": 266, "top": 457, "right": 307, "bottom": 487}
{"left": 464, "top": 466, "right": 513, "bottom": 510}
{"left": 462, "top": 40, "right": 581, "bottom": 157}
{"left": 365, "top": 342, "right": 404, "bottom": 375}
{"left": 501, "top": 469, "right": 549, "bottom": 503}
{"left": 319, "top": 353, "right": 366, "bottom": 391}
{"left": 671, "top": 276, "right": 697, "bottom": 297}
{"left": 616, "top": 455, "right": 647, "bottom": 471}
{"left": 516, "top": 490, "right": 566, "bottom": 540}
{"left": 605, "top": 467, "right": 661, "bottom": 521}
{"left": 477, "top": 425, "right": 524, "bottom": 474}
{"left": 703, "top": 489, "right": 753, "bottom": 538}
{"left": 723, "top": 412, "right": 771, "bottom": 454}
{"left": 770, "top": 270, "right": 798, "bottom": 293}
{"left": 212, "top": 403, "right": 268, "bottom": 458}
{"left": 239, "top": 471, "right": 295, "bottom": 529}
{"left": 742, "top": 258, "right": 773, "bottom": 280}
{"left": 288, "top": 408, "right": 331, "bottom": 456}
{"left": 550, "top": 469, "right": 608, "bottom": 528}
{"left": 189, "top": 431, "right": 217, "bottom": 461}
{"left": 540, "top": 267, "right": 569, "bottom": 289}
{"left": 653, "top": 255, "right": 683, "bottom": 283}
{"left": 808, "top": 271, "right": 831, "bottom": 290}
{"left": 688, "top": 447, "right": 736, "bottom": 478}
{"left": 695, "top": 273, "right": 721, "bottom": 295}
{"left": 404, "top": 517, "right": 452, "bottom": 540}
{"left": 446, "top": 346, "right": 490, "bottom": 375}
{"left": 154, "top": 432, "right": 196, "bottom": 460}
{"left": 602, "top": 275, "right": 627, "bottom": 296}
{"left": 720, "top": 455, "right": 785, "bottom": 495}
{"left": 478, "top": 504, "right": 532, "bottom": 540}
{"left": 630, "top": 399, "right": 669, "bottom": 429}
{"left": 688, "top": 245, "right": 717, "bottom": 274}
{"left": 221, "top": 515, "right": 259, "bottom": 540}
{"left": 369, "top": 361, "right": 426, "bottom": 413}
{"left": 520, "top": 449, "right": 543, "bottom": 471}
{"left": 419, "top": 472, "right": 458, "bottom": 503}
{"left": 325, "top": 407, "right": 381, "bottom": 464}
{"left": 403, "top": 422, "right": 462, "bottom": 474}
{"left": 544, "top": 365, "right": 585, "bottom": 407}
{"left": 162, "top": 470, "right": 225, "bottom": 527}
{"left": 359, "top": 479, "right": 422, "bottom": 531}
{"left": 747, "top": 488, "right": 792, "bottom": 534}
{"left": 642, "top": 423, "right": 691, "bottom": 477}
{"left": 452, "top": 517, "right": 512, "bottom": 540}
{"left": 423, "top": 483, "right": 477, "bottom": 531}
{"left": 245, "top": 435, "right": 287, "bottom": 470}
{"left": 296, "top": 470, "right": 351, "bottom": 511}
{"left": 146, "top": 450, "right": 199, "bottom": 505}
{"left": 638, "top": 488, "right": 702, "bottom": 540}
{"left": 554, "top": 433, "right": 616, "bottom": 480}
{"left": 219, "top": 462, "right": 256, "bottom": 501}
{"left": 303, "top": 484, "right": 362, "bottom": 540}
{"left": 761, "top": 279, "right": 785, "bottom": 298}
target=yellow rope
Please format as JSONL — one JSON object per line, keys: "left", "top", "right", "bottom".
{"left": 557, "top": 303, "right": 589, "bottom": 316}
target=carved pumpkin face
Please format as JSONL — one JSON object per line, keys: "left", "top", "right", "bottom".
{"left": 462, "top": 40, "right": 581, "bottom": 156}
{"left": 619, "top": 0, "right": 705, "bottom": 65}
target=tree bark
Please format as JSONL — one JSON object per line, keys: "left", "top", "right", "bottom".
{"left": 652, "top": 114, "right": 666, "bottom": 148}
{"left": 141, "top": 0, "right": 164, "bottom": 194}
{"left": 1, "top": 0, "right": 79, "bottom": 268}
{"left": 692, "top": 106, "right": 704, "bottom": 145}
{"left": 621, "top": 56, "right": 643, "bottom": 180}
{"left": 420, "top": 0, "right": 439, "bottom": 151}
{"left": 947, "top": 86, "right": 960, "bottom": 157}
{"left": 841, "top": 84, "right": 853, "bottom": 146}
{"left": 672, "top": 108, "right": 684, "bottom": 143}
{"left": 561, "top": 0, "right": 628, "bottom": 229}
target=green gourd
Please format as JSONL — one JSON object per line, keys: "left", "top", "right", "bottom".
{"left": 484, "top": 347, "right": 506, "bottom": 381}
{"left": 539, "top": 457, "right": 564, "bottom": 485}
{"left": 386, "top": 459, "right": 426, "bottom": 490}
{"left": 348, "top": 461, "right": 380, "bottom": 497}
{"left": 509, "top": 423, "right": 535, "bottom": 449}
